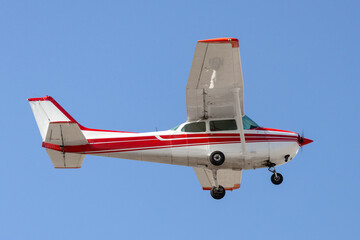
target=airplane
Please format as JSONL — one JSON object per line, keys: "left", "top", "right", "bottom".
{"left": 28, "top": 37, "right": 313, "bottom": 200}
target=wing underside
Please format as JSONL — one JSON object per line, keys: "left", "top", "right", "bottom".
{"left": 193, "top": 167, "right": 242, "bottom": 191}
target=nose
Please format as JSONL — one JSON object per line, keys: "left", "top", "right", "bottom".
{"left": 298, "top": 135, "right": 314, "bottom": 147}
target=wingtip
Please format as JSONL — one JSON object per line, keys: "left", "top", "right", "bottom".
{"left": 198, "top": 38, "right": 239, "bottom": 48}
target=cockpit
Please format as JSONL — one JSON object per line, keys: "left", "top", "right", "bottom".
{"left": 170, "top": 115, "right": 259, "bottom": 132}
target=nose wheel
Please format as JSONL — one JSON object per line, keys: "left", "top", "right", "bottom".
{"left": 271, "top": 172, "right": 283, "bottom": 185}
{"left": 268, "top": 166, "right": 283, "bottom": 185}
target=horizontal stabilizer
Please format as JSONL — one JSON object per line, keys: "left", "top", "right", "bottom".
{"left": 46, "top": 149, "right": 84, "bottom": 169}
{"left": 45, "top": 122, "right": 88, "bottom": 146}
{"left": 193, "top": 167, "right": 242, "bottom": 191}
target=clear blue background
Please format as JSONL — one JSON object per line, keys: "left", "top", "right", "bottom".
{"left": 1, "top": 0, "right": 359, "bottom": 239}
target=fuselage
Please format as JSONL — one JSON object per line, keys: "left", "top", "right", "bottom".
{"left": 43, "top": 122, "right": 302, "bottom": 170}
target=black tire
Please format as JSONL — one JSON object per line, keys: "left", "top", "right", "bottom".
{"left": 210, "top": 151, "right": 225, "bottom": 166}
{"left": 271, "top": 173, "right": 283, "bottom": 185}
{"left": 210, "top": 185, "right": 226, "bottom": 200}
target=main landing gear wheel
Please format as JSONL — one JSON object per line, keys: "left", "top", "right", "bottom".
{"left": 210, "top": 185, "right": 226, "bottom": 200}
{"left": 271, "top": 173, "right": 283, "bottom": 185}
{"left": 210, "top": 151, "right": 225, "bottom": 166}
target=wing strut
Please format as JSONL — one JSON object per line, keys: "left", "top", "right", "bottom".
{"left": 233, "top": 88, "right": 246, "bottom": 155}
{"left": 202, "top": 88, "right": 208, "bottom": 119}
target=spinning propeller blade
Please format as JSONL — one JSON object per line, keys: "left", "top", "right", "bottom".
{"left": 297, "top": 131, "right": 313, "bottom": 147}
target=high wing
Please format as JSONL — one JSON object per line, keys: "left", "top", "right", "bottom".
{"left": 193, "top": 167, "right": 242, "bottom": 191}
{"left": 186, "top": 38, "right": 247, "bottom": 153}
{"left": 186, "top": 38, "right": 245, "bottom": 121}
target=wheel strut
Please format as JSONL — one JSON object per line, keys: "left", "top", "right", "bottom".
{"left": 268, "top": 166, "right": 283, "bottom": 185}
{"left": 210, "top": 170, "right": 225, "bottom": 199}
{"left": 268, "top": 166, "right": 278, "bottom": 178}
{"left": 212, "top": 170, "right": 219, "bottom": 188}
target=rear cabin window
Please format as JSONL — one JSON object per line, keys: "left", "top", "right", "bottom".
{"left": 181, "top": 122, "right": 206, "bottom": 132}
{"left": 210, "top": 119, "right": 237, "bottom": 131}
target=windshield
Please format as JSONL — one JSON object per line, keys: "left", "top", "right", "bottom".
{"left": 242, "top": 115, "right": 259, "bottom": 130}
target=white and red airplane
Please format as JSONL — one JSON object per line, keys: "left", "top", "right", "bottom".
{"left": 28, "top": 38, "right": 313, "bottom": 199}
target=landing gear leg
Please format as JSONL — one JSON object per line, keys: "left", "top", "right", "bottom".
{"left": 268, "top": 166, "right": 283, "bottom": 185}
{"left": 210, "top": 170, "right": 225, "bottom": 200}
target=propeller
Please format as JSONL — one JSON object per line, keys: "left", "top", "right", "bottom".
{"left": 297, "top": 130, "right": 313, "bottom": 148}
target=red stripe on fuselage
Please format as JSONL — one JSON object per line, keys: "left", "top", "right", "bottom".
{"left": 42, "top": 132, "right": 298, "bottom": 154}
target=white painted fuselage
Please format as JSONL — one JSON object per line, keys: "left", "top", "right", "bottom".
{"left": 74, "top": 125, "right": 300, "bottom": 170}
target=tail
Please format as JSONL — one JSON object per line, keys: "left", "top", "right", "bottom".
{"left": 28, "top": 96, "right": 87, "bottom": 168}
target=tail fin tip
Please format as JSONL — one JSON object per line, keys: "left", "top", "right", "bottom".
{"left": 28, "top": 95, "right": 53, "bottom": 102}
{"left": 28, "top": 96, "right": 79, "bottom": 140}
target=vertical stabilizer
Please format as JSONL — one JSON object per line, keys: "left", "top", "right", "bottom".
{"left": 28, "top": 96, "right": 76, "bottom": 140}
{"left": 28, "top": 96, "right": 87, "bottom": 168}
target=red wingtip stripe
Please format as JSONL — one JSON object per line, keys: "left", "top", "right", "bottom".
{"left": 202, "top": 184, "right": 241, "bottom": 191}
{"left": 198, "top": 38, "right": 239, "bottom": 48}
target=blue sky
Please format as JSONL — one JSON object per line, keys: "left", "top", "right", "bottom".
{"left": 1, "top": 0, "right": 359, "bottom": 239}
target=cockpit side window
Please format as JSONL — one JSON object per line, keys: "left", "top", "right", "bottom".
{"left": 210, "top": 119, "right": 237, "bottom": 131}
{"left": 181, "top": 122, "right": 206, "bottom": 132}
{"left": 242, "top": 115, "right": 259, "bottom": 130}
